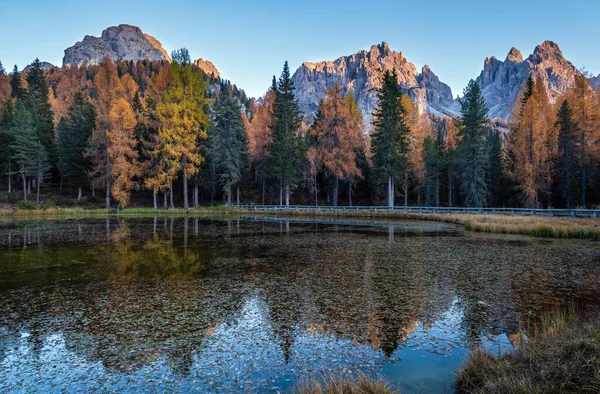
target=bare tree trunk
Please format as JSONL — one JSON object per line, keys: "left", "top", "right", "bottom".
{"left": 153, "top": 186, "right": 157, "bottom": 209}
{"left": 348, "top": 181, "right": 352, "bottom": 207}
{"left": 279, "top": 182, "right": 283, "bottom": 206}
{"left": 194, "top": 185, "right": 199, "bottom": 207}
{"left": 164, "top": 192, "right": 167, "bottom": 208}
{"left": 403, "top": 179, "right": 408, "bottom": 208}
{"left": 227, "top": 184, "right": 232, "bottom": 205}
{"left": 22, "top": 175, "right": 27, "bottom": 203}
{"left": 169, "top": 180, "right": 174, "bottom": 209}
{"left": 388, "top": 176, "right": 394, "bottom": 208}
{"left": 105, "top": 152, "right": 110, "bottom": 209}
{"left": 78, "top": 187, "right": 82, "bottom": 202}
{"left": 27, "top": 179, "right": 31, "bottom": 194}
{"left": 333, "top": 176, "right": 339, "bottom": 207}
{"left": 183, "top": 162, "right": 189, "bottom": 210}
{"left": 285, "top": 185, "right": 290, "bottom": 206}
{"left": 8, "top": 172, "right": 11, "bottom": 193}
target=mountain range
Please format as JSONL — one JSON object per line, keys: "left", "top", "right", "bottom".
{"left": 35, "top": 24, "right": 598, "bottom": 127}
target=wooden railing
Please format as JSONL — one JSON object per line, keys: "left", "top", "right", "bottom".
{"left": 231, "top": 204, "right": 600, "bottom": 218}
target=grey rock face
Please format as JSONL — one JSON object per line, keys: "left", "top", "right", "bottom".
{"left": 23, "top": 61, "right": 54, "bottom": 72}
{"left": 589, "top": 74, "right": 600, "bottom": 90}
{"left": 63, "top": 24, "right": 171, "bottom": 67}
{"left": 476, "top": 41, "right": 580, "bottom": 119}
{"left": 291, "top": 42, "right": 457, "bottom": 130}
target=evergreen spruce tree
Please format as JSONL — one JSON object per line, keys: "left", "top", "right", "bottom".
{"left": 0, "top": 99, "right": 15, "bottom": 192}
{"left": 209, "top": 83, "right": 249, "bottom": 205}
{"left": 56, "top": 91, "right": 96, "bottom": 199}
{"left": 9, "top": 101, "right": 49, "bottom": 203}
{"left": 555, "top": 99, "right": 580, "bottom": 208}
{"left": 487, "top": 127, "right": 503, "bottom": 207}
{"left": 422, "top": 125, "right": 446, "bottom": 207}
{"left": 456, "top": 79, "right": 490, "bottom": 207}
{"left": 267, "top": 62, "right": 302, "bottom": 206}
{"left": 25, "top": 58, "right": 54, "bottom": 153}
{"left": 10, "top": 65, "right": 25, "bottom": 100}
{"left": 371, "top": 70, "right": 410, "bottom": 207}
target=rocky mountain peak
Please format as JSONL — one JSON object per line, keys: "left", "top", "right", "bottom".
{"left": 63, "top": 24, "right": 171, "bottom": 67}
{"left": 193, "top": 58, "right": 220, "bottom": 79}
{"left": 292, "top": 42, "right": 457, "bottom": 130}
{"left": 506, "top": 47, "right": 523, "bottom": 63}
{"left": 476, "top": 40, "right": 579, "bottom": 119}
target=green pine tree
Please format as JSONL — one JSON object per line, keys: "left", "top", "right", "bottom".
{"left": 371, "top": 70, "right": 410, "bottom": 207}
{"left": 0, "top": 98, "right": 15, "bottom": 192}
{"left": 267, "top": 62, "right": 302, "bottom": 206}
{"left": 555, "top": 99, "right": 580, "bottom": 208}
{"left": 10, "top": 65, "right": 25, "bottom": 99}
{"left": 25, "top": 58, "right": 54, "bottom": 154}
{"left": 9, "top": 101, "right": 49, "bottom": 203}
{"left": 208, "top": 83, "right": 249, "bottom": 205}
{"left": 56, "top": 90, "right": 96, "bottom": 199}
{"left": 456, "top": 79, "right": 490, "bottom": 207}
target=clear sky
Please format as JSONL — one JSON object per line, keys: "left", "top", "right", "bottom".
{"left": 1, "top": 0, "right": 599, "bottom": 98}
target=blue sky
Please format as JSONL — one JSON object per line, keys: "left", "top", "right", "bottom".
{"left": 1, "top": 0, "right": 599, "bottom": 98}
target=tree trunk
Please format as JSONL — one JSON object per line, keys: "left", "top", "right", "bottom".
{"left": 153, "top": 186, "right": 157, "bottom": 209}
{"left": 8, "top": 172, "right": 11, "bottom": 193}
{"left": 387, "top": 176, "right": 393, "bottom": 208}
{"left": 403, "top": 173, "right": 408, "bottom": 208}
{"left": 105, "top": 152, "right": 110, "bottom": 209}
{"left": 92, "top": 187, "right": 95, "bottom": 197}
{"left": 164, "top": 192, "right": 168, "bottom": 208}
{"left": 169, "top": 180, "right": 174, "bottom": 209}
{"left": 183, "top": 163, "right": 189, "bottom": 210}
{"left": 227, "top": 184, "right": 232, "bottom": 205}
{"left": 285, "top": 185, "right": 290, "bottom": 206}
{"left": 27, "top": 179, "right": 31, "bottom": 194}
{"left": 22, "top": 175, "right": 27, "bottom": 203}
{"left": 333, "top": 176, "right": 339, "bottom": 207}
{"left": 279, "top": 183, "right": 283, "bottom": 206}
{"left": 194, "top": 185, "right": 199, "bottom": 207}
{"left": 348, "top": 182, "right": 352, "bottom": 207}
{"left": 77, "top": 187, "right": 82, "bottom": 202}
{"left": 36, "top": 177, "right": 40, "bottom": 204}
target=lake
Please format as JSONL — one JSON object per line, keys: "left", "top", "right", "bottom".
{"left": 1, "top": 216, "right": 599, "bottom": 393}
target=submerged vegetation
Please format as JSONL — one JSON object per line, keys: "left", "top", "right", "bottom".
{"left": 457, "top": 307, "right": 600, "bottom": 393}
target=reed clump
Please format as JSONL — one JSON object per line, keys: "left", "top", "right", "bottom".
{"left": 457, "top": 306, "right": 600, "bottom": 393}
{"left": 292, "top": 374, "right": 398, "bottom": 394}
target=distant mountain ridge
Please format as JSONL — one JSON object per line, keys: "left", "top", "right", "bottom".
{"left": 476, "top": 41, "right": 581, "bottom": 119}
{"left": 58, "top": 25, "right": 596, "bottom": 124}
{"left": 291, "top": 42, "right": 458, "bottom": 129}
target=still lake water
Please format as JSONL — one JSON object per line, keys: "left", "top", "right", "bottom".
{"left": 1, "top": 216, "right": 599, "bottom": 393}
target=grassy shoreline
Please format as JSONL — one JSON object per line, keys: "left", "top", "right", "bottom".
{"left": 1, "top": 206, "right": 600, "bottom": 240}
{"left": 238, "top": 208, "right": 600, "bottom": 241}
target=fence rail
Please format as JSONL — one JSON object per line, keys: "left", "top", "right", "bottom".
{"left": 231, "top": 204, "right": 600, "bottom": 218}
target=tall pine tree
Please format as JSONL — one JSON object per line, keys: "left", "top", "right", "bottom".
{"left": 456, "top": 80, "right": 490, "bottom": 207}
{"left": 555, "top": 99, "right": 579, "bottom": 208}
{"left": 208, "top": 83, "right": 249, "bottom": 205}
{"left": 267, "top": 62, "right": 302, "bottom": 206}
{"left": 371, "top": 70, "right": 410, "bottom": 207}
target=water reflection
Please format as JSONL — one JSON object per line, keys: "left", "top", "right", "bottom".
{"left": 1, "top": 217, "right": 599, "bottom": 392}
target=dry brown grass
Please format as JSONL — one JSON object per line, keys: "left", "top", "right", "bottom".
{"left": 242, "top": 209, "right": 600, "bottom": 240}
{"left": 457, "top": 308, "right": 600, "bottom": 393}
{"left": 292, "top": 374, "right": 398, "bottom": 394}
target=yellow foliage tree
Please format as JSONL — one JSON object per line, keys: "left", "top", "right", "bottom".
{"left": 156, "top": 49, "right": 210, "bottom": 210}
